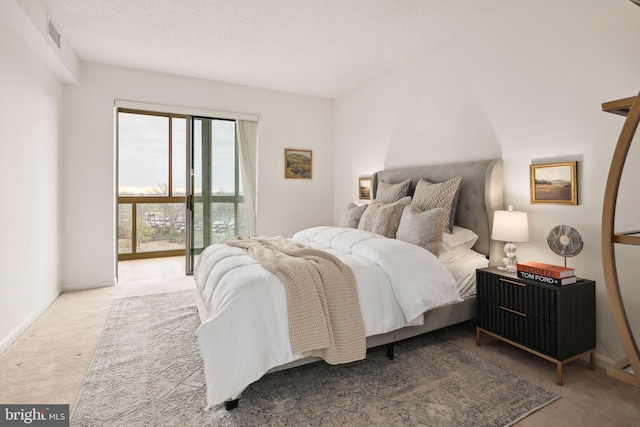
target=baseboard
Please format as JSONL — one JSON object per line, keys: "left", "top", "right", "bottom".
{"left": 0, "top": 290, "right": 61, "bottom": 355}
{"left": 593, "top": 352, "right": 617, "bottom": 370}
{"left": 62, "top": 279, "right": 116, "bottom": 292}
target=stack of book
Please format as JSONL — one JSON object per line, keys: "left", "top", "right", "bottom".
{"left": 516, "top": 261, "right": 577, "bottom": 285}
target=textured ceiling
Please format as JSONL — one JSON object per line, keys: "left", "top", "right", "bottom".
{"left": 44, "top": 0, "right": 511, "bottom": 98}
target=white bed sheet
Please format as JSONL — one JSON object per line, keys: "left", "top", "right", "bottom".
{"left": 440, "top": 246, "right": 489, "bottom": 298}
{"left": 194, "top": 226, "right": 462, "bottom": 408}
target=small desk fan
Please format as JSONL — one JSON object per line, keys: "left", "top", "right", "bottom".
{"left": 547, "top": 225, "right": 583, "bottom": 267}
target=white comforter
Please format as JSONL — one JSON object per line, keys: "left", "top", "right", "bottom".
{"left": 194, "top": 226, "right": 460, "bottom": 408}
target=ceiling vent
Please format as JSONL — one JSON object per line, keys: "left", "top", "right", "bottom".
{"left": 48, "top": 18, "right": 61, "bottom": 49}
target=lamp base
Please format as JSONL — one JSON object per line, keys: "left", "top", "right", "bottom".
{"left": 498, "top": 242, "right": 518, "bottom": 272}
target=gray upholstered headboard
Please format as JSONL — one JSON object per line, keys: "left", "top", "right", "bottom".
{"left": 371, "top": 159, "right": 504, "bottom": 265}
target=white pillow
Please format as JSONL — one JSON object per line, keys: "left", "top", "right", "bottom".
{"left": 439, "top": 245, "right": 487, "bottom": 264}
{"left": 442, "top": 226, "right": 479, "bottom": 250}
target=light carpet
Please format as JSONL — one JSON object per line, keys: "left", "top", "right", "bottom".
{"left": 72, "top": 290, "right": 559, "bottom": 426}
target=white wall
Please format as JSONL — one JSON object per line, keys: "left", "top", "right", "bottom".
{"left": 12, "top": 0, "right": 79, "bottom": 83}
{"left": 0, "top": 15, "right": 63, "bottom": 352}
{"left": 334, "top": 0, "right": 640, "bottom": 366}
{"left": 61, "top": 62, "right": 334, "bottom": 289}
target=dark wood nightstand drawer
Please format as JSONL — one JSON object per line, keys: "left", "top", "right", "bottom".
{"left": 478, "top": 299, "right": 528, "bottom": 342}
{"left": 477, "top": 299, "right": 558, "bottom": 356}
{"left": 477, "top": 275, "right": 528, "bottom": 314}
{"left": 529, "top": 285, "right": 558, "bottom": 322}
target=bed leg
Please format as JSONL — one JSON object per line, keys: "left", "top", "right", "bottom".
{"left": 387, "top": 343, "right": 394, "bottom": 360}
{"left": 224, "top": 398, "right": 239, "bottom": 410}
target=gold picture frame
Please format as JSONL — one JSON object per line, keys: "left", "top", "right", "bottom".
{"left": 358, "top": 176, "right": 371, "bottom": 200}
{"left": 284, "top": 149, "right": 312, "bottom": 179}
{"left": 530, "top": 161, "right": 578, "bottom": 205}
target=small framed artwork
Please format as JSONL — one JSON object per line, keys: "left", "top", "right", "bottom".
{"left": 530, "top": 161, "right": 578, "bottom": 205}
{"left": 284, "top": 149, "right": 312, "bottom": 179}
{"left": 358, "top": 176, "right": 371, "bottom": 201}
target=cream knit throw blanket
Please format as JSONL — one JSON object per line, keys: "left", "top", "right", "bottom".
{"left": 225, "top": 236, "right": 366, "bottom": 364}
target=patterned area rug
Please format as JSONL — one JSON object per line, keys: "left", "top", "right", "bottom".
{"left": 72, "top": 290, "right": 559, "bottom": 426}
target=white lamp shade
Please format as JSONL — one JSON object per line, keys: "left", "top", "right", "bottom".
{"left": 492, "top": 209, "right": 529, "bottom": 243}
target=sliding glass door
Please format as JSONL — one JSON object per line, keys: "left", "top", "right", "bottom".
{"left": 117, "top": 109, "right": 249, "bottom": 275}
{"left": 186, "top": 117, "right": 249, "bottom": 274}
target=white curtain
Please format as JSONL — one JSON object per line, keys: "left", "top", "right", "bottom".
{"left": 237, "top": 120, "right": 258, "bottom": 236}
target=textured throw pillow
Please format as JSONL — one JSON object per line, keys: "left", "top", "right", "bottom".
{"left": 339, "top": 203, "right": 368, "bottom": 228}
{"left": 396, "top": 206, "right": 447, "bottom": 256}
{"left": 358, "top": 196, "right": 411, "bottom": 238}
{"left": 375, "top": 179, "right": 412, "bottom": 203}
{"left": 411, "top": 176, "right": 462, "bottom": 233}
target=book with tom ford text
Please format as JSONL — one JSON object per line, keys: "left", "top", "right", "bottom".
{"left": 517, "top": 270, "right": 577, "bottom": 285}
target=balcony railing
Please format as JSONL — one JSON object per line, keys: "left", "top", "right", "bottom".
{"left": 118, "top": 196, "right": 248, "bottom": 261}
{"left": 118, "top": 197, "right": 186, "bottom": 260}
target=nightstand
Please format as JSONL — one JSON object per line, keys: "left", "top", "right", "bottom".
{"left": 475, "top": 267, "right": 596, "bottom": 385}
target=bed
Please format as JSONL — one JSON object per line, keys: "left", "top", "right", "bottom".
{"left": 194, "top": 159, "right": 504, "bottom": 410}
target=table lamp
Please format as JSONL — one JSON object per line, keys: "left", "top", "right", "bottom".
{"left": 492, "top": 206, "right": 529, "bottom": 272}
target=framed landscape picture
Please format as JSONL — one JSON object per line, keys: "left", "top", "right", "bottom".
{"left": 530, "top": 161, "right": 578, "bottom": 205}
{"left": 284, "top": 149, "right": 312, "bottom": 179}
{"left": 358, "top": 176, "right": 371, "bottom": 200}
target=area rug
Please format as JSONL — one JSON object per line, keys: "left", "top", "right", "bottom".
{"left": 72, "top": 290, "right": 559, "bottom": 426}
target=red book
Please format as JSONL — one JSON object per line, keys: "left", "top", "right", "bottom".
{"left": 516, "top": 261, "right": 575, "bottom": 279}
